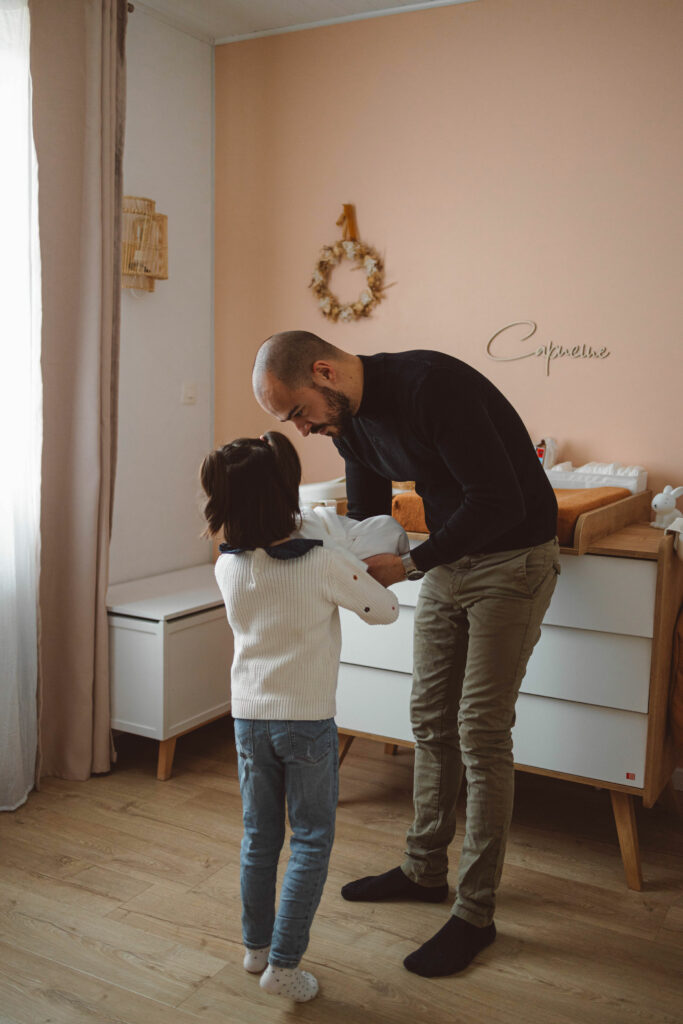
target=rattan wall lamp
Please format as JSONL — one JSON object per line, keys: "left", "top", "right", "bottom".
{"left": 121, "top": 196, "right": 168, "bottom": 293}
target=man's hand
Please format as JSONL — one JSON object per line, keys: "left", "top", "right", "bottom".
{"left": 363, "top": 553, "right": 405, "bottom": 587}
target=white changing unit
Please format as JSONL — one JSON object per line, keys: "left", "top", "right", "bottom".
{"left": 336, "top": 524, "right": 682, "bottom": 890}
{"left": 107, "top": 564, "right": 232, "bottom": 779}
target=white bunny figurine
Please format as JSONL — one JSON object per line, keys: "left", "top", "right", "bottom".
{"left": 651, "top": 485, "right": 683, "bottom": 529}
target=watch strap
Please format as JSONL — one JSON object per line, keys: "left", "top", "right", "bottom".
{"left": 400, "top": 551, "right": 424, "bottom": 580}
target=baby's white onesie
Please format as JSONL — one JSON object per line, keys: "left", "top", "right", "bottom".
{"left": 295, "top": 507, "right": 409, "bottom": 570}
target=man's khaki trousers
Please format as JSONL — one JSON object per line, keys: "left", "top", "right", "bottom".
{"left": 402, "top": 538, "right": 561, "bottom": 926}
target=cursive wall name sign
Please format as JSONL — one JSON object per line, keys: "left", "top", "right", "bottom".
{"left": 486, "top": 321, "right": 611, "bottom": 377}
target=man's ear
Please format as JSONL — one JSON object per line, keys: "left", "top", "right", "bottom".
{"left": 311, "top": 359, "right": 336, "bottom": 384}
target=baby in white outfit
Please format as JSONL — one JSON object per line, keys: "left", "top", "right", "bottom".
{"left": 295, "top": 505, "right": 410, "bottom": 569}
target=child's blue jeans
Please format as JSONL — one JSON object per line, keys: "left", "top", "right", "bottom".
{"left": 233, "top": 717, "right": 339, "bottom": 968}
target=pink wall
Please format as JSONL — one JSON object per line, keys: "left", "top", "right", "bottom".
{"left": 214, "top": 0, "right": 683, "bottom": 500}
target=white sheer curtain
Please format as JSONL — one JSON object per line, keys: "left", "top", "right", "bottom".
{"left": 0, "top": 0, "right": 42, "bottom": 810}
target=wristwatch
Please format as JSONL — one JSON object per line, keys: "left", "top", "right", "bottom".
{"left": 400, "top": 551, "right": 425, "bottom": 581}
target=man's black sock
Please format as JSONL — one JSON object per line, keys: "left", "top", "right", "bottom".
{"left": 341, "top": 865, "right": 449, "bottom": 903}
{"left": 403, "top": 916, "right": 496, "bottom": 977}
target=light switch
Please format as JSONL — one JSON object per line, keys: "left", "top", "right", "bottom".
{"left": 181, "top": 381, "right": 197, "bottom": 405}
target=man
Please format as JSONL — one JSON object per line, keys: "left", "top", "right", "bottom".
{"left": 252, "top": 330, "right": 560, "bottom": 978}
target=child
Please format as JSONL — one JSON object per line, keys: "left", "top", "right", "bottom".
{"left": 200, "top": 431, "right": 399, "bottom": 1003}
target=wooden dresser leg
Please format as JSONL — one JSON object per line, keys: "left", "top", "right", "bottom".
{"left": 157, "top": 737, "right": 177, "bottom": 781}
{"left": 339, "top": 734, "right": 355, "bottom": 766}
{"left": 610, "top": 791, "right": 643, "bottom": 891}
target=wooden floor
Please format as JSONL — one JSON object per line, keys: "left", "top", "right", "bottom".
{"left": 1, "top": 720, "right": 682, "bottom": 1024}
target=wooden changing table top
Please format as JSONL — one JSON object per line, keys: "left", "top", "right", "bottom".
{"left": 586, "top": 521, "right": 662, "bottom": 561}
{"left": 407, "top": 492, "right": 656, "bottom": 558}
{"left": 398, "top": 488, "right": 655, "bottom": 558}
{"left": 564, "top": 490, "right": 653, "bottom": 556}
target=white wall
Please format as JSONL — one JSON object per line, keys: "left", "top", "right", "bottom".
{"left": 109, "top": 9, "right": 213, "bottom": 584}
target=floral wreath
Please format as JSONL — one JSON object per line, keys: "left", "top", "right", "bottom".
{"left": 309, "top": 239, "right": 385, "bottom": 323}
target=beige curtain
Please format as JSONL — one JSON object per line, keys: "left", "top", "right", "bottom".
{"left": 29, "top": 0, "right": 127, "bottom": 779}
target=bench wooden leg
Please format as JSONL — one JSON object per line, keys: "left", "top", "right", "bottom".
{"left": 157, "top": 737, "right": 177, "bottom": 781}
{"left": 339, "top": 734, "right": 355, "bottom": 766}
{"left": 610, "top": 790, "right": 643, "bottom": 891}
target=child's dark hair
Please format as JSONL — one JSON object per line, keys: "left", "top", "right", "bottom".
{"left": 200, "top": 431, "right": 302, "bottom": 548}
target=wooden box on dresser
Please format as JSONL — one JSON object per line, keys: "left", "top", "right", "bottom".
{"left": 336, "top": 500, "right": 683, "bottom": 891}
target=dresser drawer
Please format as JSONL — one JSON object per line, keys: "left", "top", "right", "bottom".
{"left": 545, "top": 555, "right": 657, "bottom": 637}
{"left": 390, "top": 553, "right": 658, "bottom": 636}
{"left": 387, "top": 577, "right": 423, "bottom": 608}
{"left": 512, "top": 693, "right": 647, "bottom": 788}
{"left": 342, "top": 605, "right": 653, "bottom": 714}
{"left": 336, "top": 667, "right": 649, "bottom": 789}
{"left": 336, "top": 664, "right": 413, "bottom": 742}
{"left": 521, "top": 625, "right": 651, "bottom": 712}
{"left": 340, "top": 606, "right": 414, "bottom": 673}
{"left": 380, "top": 553, "right": 658, "bottom": 637}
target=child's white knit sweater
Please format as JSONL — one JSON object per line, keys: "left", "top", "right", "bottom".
{"left": 214, "top": 543, "right": 399, "bottom": 721}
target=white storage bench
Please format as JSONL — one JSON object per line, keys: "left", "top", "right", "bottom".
{"left": 107, "top": 564, "right": 232, "bottom": 779}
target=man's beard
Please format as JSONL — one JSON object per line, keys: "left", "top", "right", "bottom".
{"left": 310, "top": 384, "right": 354, "bottom": 437}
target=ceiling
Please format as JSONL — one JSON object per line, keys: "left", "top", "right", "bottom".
{"left": 133, "top": 0, "right": 477, "bottom": 44}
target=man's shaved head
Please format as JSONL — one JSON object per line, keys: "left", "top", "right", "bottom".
{"left": 252, "top": 331, "right": 346, "bottom": 399}
{"left": 252, "top": 330, "right": 362, "bottom": 437}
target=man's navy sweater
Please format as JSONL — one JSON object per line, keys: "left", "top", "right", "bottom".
{"left": 333, "top": 351, "right": 558, "bottom": 573}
